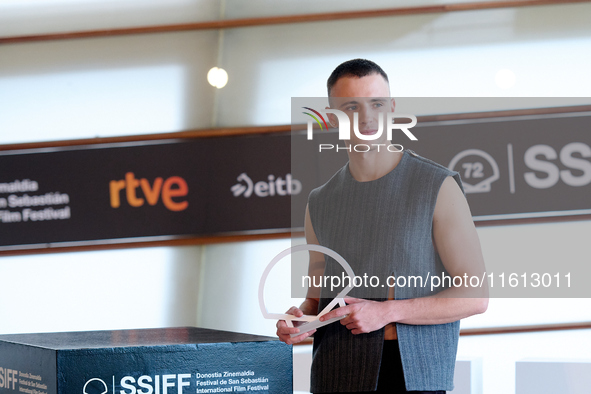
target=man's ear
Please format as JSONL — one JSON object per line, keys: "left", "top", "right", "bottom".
{"left": 325, "top": 106, "right": 338, "bottom": 128}
{"left": 390, "top": 98, "right": 396, "bottom": 113}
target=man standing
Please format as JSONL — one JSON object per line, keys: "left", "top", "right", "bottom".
{"left": 277, "top": 59, "right": 488, "bottom": 393}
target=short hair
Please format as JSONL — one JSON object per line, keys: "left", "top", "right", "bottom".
{"left": 327, "top": 59, "right": 389, "bottom": 96}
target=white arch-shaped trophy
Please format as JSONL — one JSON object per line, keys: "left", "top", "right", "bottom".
{"left": 258, "top": 244, "right": 356, "bottom": 337}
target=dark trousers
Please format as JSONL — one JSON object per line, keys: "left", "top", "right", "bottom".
{"left": 338, "top": 340, "right": 446, "bottom": 394}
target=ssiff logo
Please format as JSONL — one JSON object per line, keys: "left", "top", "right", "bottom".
{"left": 83, "top": 374, "right": 191, "bottom": 394}
{"left": 302, "top": 106, "right": 418, "bottom": 152}
{"left": 0, "top": 367, "right": 18, "bottom": 390}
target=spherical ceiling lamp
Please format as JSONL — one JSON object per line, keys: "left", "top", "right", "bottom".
{"left": 207, "top": 67, "right": 228, "bottom": 89}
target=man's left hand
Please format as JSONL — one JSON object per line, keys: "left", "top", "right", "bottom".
{"left": 319, "top": 297, "right": 390, "bottom": 335}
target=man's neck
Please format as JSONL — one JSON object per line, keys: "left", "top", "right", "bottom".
{"left": 347, "top": 148, "right": 403, "bottom": 182}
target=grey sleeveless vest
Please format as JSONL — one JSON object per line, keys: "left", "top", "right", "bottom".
{"left": 307, "top": 149, "right": 464, "bottom": 392}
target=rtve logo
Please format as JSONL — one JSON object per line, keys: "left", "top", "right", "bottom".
{"left": 109, "top": 172, "right": 188, "bottom": 212}
{"left": 231, "top": 173, "right": 302, "bottom": 198}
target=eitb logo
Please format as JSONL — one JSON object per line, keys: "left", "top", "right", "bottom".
{"left": 231, "top": 172, "right": 302, "bottom": 198}
{"left": 302, "top": 106, "right": 418, "bottom": 153}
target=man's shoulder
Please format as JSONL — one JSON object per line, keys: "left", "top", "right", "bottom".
{"left": 405, "top": 150, "right": 464, "bottom": 195}
{"left": 405, "top": 149, "right": 455, "bottom": 176}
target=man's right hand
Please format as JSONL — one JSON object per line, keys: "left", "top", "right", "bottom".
{"left": 276, "top": 306, "right": 316, "bottom": 345}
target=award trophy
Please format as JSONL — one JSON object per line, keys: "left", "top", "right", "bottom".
{"left": 259, "top": 244, "right": 355, "bottom": 337}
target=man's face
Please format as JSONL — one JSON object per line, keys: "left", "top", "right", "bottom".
{"left": 328, "top": 73, "right": 395, "bottom": 146}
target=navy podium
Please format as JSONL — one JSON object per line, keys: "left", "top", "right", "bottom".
{"left": 0, "top": 327, "right": 291, "bottom": 394}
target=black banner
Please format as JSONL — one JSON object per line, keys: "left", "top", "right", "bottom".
{"left": 1, "top": 111, "right": 590, "bottom": 251}
{"left": 0, "top": 135, "right": 296, "bottom": 250}
{"left": 408, "top": 114, "right": 591, "bottom": 220}
{"left": 291, "top": 110, "right": 591, "bottom": 224}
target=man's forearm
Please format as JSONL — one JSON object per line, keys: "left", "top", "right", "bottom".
{"left": 386, "top": 292, "right": 488, "bottom": 325}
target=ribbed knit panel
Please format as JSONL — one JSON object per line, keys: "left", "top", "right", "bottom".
{"left": 308, "top": 149, "right": 463, "bottom": 392}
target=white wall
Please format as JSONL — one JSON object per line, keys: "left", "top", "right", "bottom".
{"left": 0, "top": 30, "right": 219, "bottom": 143}
{"left": 0, "top": 246, "right": 202, "bottom": 334}
{"left": 217, "top": 3, "right": 591, "bottom": 127}
{"left": 0, "top": 0, "right": 220, "bottom": 37}
{"left": 196, "top": 238, "right": 297, "bottom": 336}
{"left": 3, "top": 2, "right": 591, "bottom": 142}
